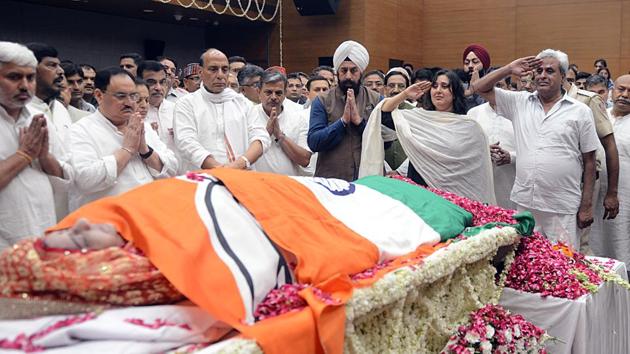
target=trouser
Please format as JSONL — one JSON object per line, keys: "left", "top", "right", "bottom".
{"left": 578, "top": 178, "right": 600, "bottom": 255}
{"left": 517, "top": 205, "right": 578, "bottom": 249}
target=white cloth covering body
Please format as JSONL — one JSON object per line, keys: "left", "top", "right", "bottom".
{"left": 0, "top": 305, "right": 230, "bottom": 354}
{"left": 252, "top": 104, "right": 310, "bottom": 175}
{"left": 468, "top": 102, "right": 517, "bottom": 209}
{"left": 360, "top": 102, "right": 496, "bottom": 204}
{"left": 27, "top": 97, "right": 74, "bottom": 219}
{"left": 591, "top": 109, "right": 630, "bottom": 266}
{"left": 69, "top": 110, "right": 178, "bottom": 210}
{"left": 173, "top": 87, "right": 270, "bottom": 171}
{"left": 0, "top": 105, "right": 69, "bottom": 249}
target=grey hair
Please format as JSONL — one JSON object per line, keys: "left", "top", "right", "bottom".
{"left": 585, "top": 74, "right": 608, "bottom": 89}
{"left": 237, "top": 64, "right": 264, "bottom": 85}
{"left": 0, "top": 41, "right": 37, "bottom": 68}
{"left": 262, "top": 71, "right": 287, "bottom": 87}
{"left": 536, "top": 49, "right": 569, "bottom": 74}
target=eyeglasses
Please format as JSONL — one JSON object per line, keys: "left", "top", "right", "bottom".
{"left": 105, "top": 91, "right": 140, "bottom": 102}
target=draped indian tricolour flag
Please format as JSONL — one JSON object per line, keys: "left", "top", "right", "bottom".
{"left": 50, "top": 169, "right": 472, "bottom": 354}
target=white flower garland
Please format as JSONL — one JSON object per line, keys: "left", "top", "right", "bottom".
{"left": 207, "top": 227, "right": 520, "bottom": 353}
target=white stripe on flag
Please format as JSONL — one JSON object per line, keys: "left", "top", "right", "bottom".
{"left": 291, "top": 177, "right": 441, "bottom": 262}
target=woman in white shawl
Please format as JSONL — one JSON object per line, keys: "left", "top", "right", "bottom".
{"left": 360, "top": 70, "right": 496, "bottom": 204}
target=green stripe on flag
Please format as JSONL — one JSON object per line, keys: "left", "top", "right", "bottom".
{"left": 354, "top": 176, "right": 472, "bottom": 241}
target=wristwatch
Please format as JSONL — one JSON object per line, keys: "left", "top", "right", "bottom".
{"left": 139, "top": 146, "right": 154, "bottom": 159}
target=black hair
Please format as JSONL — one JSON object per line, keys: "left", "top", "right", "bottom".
{"left": 594, "top": 58, "right": 607, "bottom": 68}
{"left": 362, "top": 70, "right": 384, "bottom": 82}
{"left": 119, "top": 53, "right": 143, "bottom": 65}
{"left": 421, "top": 69, "right": 467, "bottom": 115}
{"left": 95, "top": 66, "right": 135, "bottom": 91}
{"left": 137, "top": 60, "right": 166, "bottom": 79}
{"left": 576, "top": 71, "right": 591, "bottom": 81}
{"left": 79, "top": 63, "right": 96, "bottom": 72}
{"left": 413, "top": 68, "right": 433, "bottom": 82}
{"left": 228, "top": 56, "right": 247, "bottom": 64}
{"left": 384, "top": 71, "right": 410, "bottom": 87}
{"left": 296, "top": 72, "right": 309, "bottom": 80}
{"left": 237, "top": 64, "right": 264, "bottom": 85}
{"left": 311, "top": 65, "right": 334, "bottom": 77}
{"left": 568, "top": 66, "right": 578, "bottom": 77}
{"left": 306, "top": 75, "right": 331, "bottom": 91}
{"left": 287, "top": 72, "right": 302, "bottom": 81}
{"left": 157, "top": 56, "right": 178, "bottom": 69}
{"left": 452, "top": 68, "right": 469, "bottom": 83}
{"left": 25, "top": 42, "right": 58, "bottom": 63}
{"left": 134, "top": 78, "right": 150, "bottom": 91}
{"left": 597, "top": 67, "right": 612, "bottom": 80}
{"left": 60, "top": 62, "right": 84, "bottom": 79}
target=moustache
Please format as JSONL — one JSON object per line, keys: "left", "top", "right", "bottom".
{"left": 615, "top": 98, "right": 630, "bottom": 104}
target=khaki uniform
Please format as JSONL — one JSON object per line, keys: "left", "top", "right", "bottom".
{"left": 567, "top": 84, "right": 613, "bottom": 254}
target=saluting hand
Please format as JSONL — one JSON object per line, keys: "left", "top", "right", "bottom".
{"left": 404, "top": 82, "right": 431, "bottom": 101}
{"left": 509, "top": 56, "right": 543, "bottom": 77}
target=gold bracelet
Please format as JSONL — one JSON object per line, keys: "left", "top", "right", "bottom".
{"left": 16, "top": 150, "right": 33, "bottom": 164}
{"left": 121, "top": 147, "right": 134, "bottom": 155}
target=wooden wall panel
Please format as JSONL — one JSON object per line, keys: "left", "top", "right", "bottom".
{"left": 516, "top": 2, "right": 621, "bottom": 75}
{"left": 268, "top": 0, "right": 366, "bottom": 73}
{"left": 424, "top": 0, "right": 515, "bottom": 12}
{"left": 624, "top": 1, "right": 630, "bottom": 70}
{"left": 270, "top": 0, "right": 629, "bottom": 77}
{"left": 363, "top": 1, "right": 423, "bottom": 71}
{"left": 422, "top": 7, "right": 516, "bottom": 69}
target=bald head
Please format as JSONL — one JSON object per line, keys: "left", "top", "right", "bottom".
{"left": 612, "top": 74, "right": 630, "bottom": 117}
{"left": 200, "top": 48, "right": 227, "bottom": 67}
{"left": 199, "top": 48, "right": 229, "bottom": 94}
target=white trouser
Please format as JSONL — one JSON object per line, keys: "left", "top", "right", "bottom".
{"left": 517, "top": 205, "right": 578, "bottom": 249}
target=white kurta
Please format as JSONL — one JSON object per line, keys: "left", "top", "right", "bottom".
{"left": 26, "top": 97, "right": 74, "bottom": 220}
{"left": 145, "top": 99, "right": 182, "bottom": 173}
{"left": 173, "top": 87, "right": 270, "bottom": 172}
{"left": 495, "top": 89, "right": 600, "bottom": 214}
{"left": 69, "top": 110, "right": 178, "bottom": 210}
{"left": 468, "top": 102, "right": 517, "bottom": 210}
{"left": 592, "top": 109, "right": 630, "bottom": 266}
{"left": 252, "top": 104, "right": 310, "bottom": 175}
{"left": 0, "top": 106, "right": 63, "bottom": 248}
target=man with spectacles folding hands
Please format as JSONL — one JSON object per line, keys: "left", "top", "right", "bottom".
{"left": 69, "top": 67, "right": 178, "bottom": 210}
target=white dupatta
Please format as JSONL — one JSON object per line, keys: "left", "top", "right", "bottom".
{"left": 360, "top": 101, "right": 496, "bottom": 204}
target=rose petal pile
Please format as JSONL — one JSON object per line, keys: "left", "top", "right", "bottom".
{"left": 505, "top": 233, "right": 603, "bottom": 299}
{"left": 390, "top": 175, "right": 517, "bottom": 226}
{"left": 441, "top": 304, "right": 548, "bottom": 354}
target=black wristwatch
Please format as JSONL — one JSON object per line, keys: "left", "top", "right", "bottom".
{"left": 139, "top": 146, "right": 154, "bottom": 159}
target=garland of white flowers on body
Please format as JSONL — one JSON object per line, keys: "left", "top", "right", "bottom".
{"left": 155, "top": 0, "right": 281, "bottom": 22}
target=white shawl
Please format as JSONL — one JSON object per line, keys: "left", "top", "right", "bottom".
{"left": 360, "top": 102, "right": 496, "bottom": 204}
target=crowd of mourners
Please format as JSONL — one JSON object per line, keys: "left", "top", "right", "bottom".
{"left": 0, "top": 39, "right": 629, "bottom": 270}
